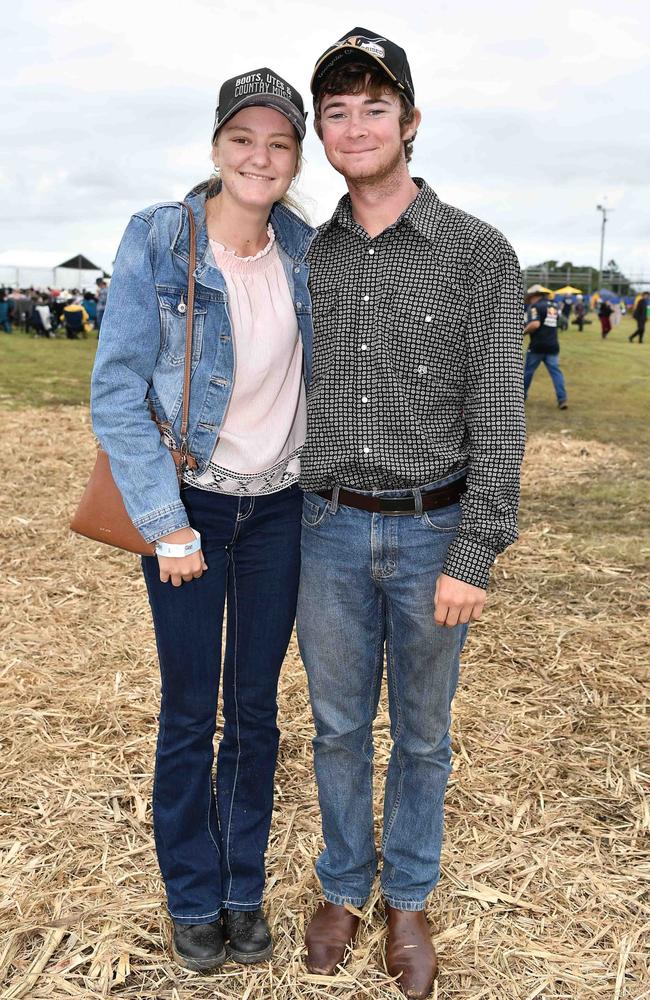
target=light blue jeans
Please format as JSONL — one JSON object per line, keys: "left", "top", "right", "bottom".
{"left": 296, "top": 475, "right": 469, "bottom": 911}
{"left": 524, "top": 350, "right": 567, "bottom": 404}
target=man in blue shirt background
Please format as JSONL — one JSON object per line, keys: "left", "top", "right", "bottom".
{"left": 523, "top": 284, "right": 568, "bottom": 409}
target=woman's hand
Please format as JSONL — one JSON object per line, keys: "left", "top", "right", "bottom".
{"left": 156, "top": 527, "right": 208, "bottom": 587}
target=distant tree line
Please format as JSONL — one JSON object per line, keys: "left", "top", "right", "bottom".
{"left": 525, "top": 259, "right": 637, "bottom": 295}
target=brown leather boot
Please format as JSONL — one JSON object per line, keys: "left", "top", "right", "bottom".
{"left": 305, "top": 901, "right": 360, "bottom": 974}
{"left": 385, "top": 906, "right": 438, "bottom": 998}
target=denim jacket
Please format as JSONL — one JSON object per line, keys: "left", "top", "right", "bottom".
{"left": 91, "top": 188, "right": 316, "bottom": 542}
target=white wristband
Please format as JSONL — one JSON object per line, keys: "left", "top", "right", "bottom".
{"left": 155, "top": 528, "right": 201, "bottom": 558}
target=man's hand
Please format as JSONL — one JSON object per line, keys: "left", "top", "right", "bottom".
{"left": 434, "top": 573, "right": 486, "bottom": 627}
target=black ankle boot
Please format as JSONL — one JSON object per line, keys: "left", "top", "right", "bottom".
{"left": 222, "top": 908, "right": 273, "bottom": 963}
{"left": 172, "top": 919, "right": 226, "bottom": 972}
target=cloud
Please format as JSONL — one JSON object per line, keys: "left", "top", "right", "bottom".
{"left": 1, "top": 0, "right": 649, "bottom": 278}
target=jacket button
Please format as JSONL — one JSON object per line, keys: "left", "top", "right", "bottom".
{"left": 178, "top": 303, "right": 187, "bottom": 314}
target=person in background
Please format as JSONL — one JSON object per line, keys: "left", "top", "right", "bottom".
{"left": 91, "top": 68, "right": 314, "bottom": 976}
{"left": 34, "top": 296, "right": 54, "bottom": 337}
{"left": 83, "top": 290, "right": 97, "bottom": 327}
{"left": 629, "top": 291, "right": 649, "bottom": 343}
{"left": 524, "top": 284, "right": 568, "bottom": 408}
{"left": 559, "top": 296, "right": 571, "bottom": 330}
{"left": 96, "top": 278, "right": 108, "bottom": 332}
{"left": 9, "top": 289, "right": 32, "bottom": 330}
{"left": 573, "top": 294, "right": 585, "bottom": 331}
{"left": 62, "top": 298, "right": 91, "bottom": 337}
{"left": 0, "top": 290, "right": 12, "bottom": 332}
{"left": 598, "top": 298, "right": 613, "bottom": 338}
{"left": 51, "top": 295, "right": 67, "bottom": 331}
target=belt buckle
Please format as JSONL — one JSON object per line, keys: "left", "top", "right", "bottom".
{"left": 378, "top": 497, "right": 415, "bottom": 516}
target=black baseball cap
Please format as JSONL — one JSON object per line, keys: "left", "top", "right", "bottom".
{"left": 212, "top": 68, "right": 307, "bottom": 143}
{"left": 311, "top": 28, "right": 415, "bottom": 106}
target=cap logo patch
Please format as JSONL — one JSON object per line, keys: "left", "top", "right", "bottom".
{"left": 234, "top": 71, "right": 293, "bottom": 100}
{"left": 346, "top": 35, "right": 386, "bottom": 58}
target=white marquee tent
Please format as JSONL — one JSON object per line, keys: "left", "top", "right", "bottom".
{"left": 0, "top": 251, "right": 106, "bottom": 290}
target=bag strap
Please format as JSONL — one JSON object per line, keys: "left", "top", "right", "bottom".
{"left": 179, "top": 200, "right": 197, "bottom": 471}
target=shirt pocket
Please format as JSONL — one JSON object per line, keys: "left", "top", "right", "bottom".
{"left": 387, "top": 295, "right": 465, "bottom": 413}
{"left": 157, "top": 287, "right": 207, "bottom": 369}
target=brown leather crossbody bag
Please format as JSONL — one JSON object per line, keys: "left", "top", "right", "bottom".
{"left": 70, "top": 201, "right": 199, "bottom": 555}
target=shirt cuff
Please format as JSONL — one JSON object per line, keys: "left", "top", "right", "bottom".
{"left": 442, "top": 536, "right": 497, "bottom": 590}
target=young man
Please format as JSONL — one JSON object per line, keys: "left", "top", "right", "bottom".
{"left": 297, "top": 28, "right": 526, "bottom": 998}
{"left": 523, "top": 285, "right": 568, "bottom": 409}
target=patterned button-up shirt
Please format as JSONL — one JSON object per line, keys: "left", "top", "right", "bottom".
{"left": 299, "top": 178, "right": 525, "bottom": 589}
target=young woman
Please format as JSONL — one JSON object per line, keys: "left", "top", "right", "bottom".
{"left": 91, "top": 69, "right": 315, "bottom": 973}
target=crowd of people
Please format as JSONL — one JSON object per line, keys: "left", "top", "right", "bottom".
{"left": 548, "top": 290, "right": 649, "bottom": 341}
{"left": 3, "top": 282, "right": 646, "bottom": 345}
{"left": 0, "top": 280, "right": 109, "bottom": 337}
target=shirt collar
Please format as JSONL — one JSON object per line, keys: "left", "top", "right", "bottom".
{"left": 322, "top": 178, "right": 441, "bottom": 245}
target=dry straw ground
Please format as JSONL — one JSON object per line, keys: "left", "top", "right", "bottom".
{"left": 1, "top": 407, "right": 648, "bottom": 1000}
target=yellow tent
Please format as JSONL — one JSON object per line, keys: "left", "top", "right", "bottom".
{"left": 554, "top": 285, "right": 583, "bottom": 295}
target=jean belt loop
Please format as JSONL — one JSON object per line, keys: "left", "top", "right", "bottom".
{"left": 414, "top": 486, "right": 423, "bottom": 518}
{"left": 329, "top": 485, "right": 340, "bottom": 514}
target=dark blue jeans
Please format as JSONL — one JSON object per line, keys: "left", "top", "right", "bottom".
{"left": 141, "top": 484, "right": 302, "bottom": 924}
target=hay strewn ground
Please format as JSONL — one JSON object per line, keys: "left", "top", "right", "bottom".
{"left": 1, "top": 408, "right": 648, "bottom": 999}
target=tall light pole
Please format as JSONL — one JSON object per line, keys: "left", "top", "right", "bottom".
{"left": 596, "top": 202, "right": 611, "bottom": 294}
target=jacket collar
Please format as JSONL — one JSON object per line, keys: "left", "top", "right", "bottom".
{"left": 269, "top": 199, "right": 316, "bottom": 262}
{"left": 320, "top": 178, "right": 441, "bottom": 246}
{"left": 172, "top": 187, "right": 315, "bottom": 292}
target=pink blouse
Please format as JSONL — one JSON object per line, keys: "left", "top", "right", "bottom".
{"left": 187, "top": 225, "right": 306, "bottom": 496}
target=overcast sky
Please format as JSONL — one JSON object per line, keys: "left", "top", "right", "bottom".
{"left": 1, "top": 0, "right": 649, "bottom": 279}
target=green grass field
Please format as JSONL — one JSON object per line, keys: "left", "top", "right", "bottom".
{"left": 0, "top": 329, "right": 97, "bottom": 408}
{"left": 4, "top": 312, "right": 646, "bottom": 557}
{"left": 1, "top": 313, "right": 647, "bottom": 447}
{"left": 524, "top": 314, "right": 650, "bottom": 452}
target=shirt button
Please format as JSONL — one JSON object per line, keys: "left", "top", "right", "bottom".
{"left": 362, "top": 294, "right": 370, "bottom": 302}
{"left": 360, "top": 343, "right": 368, "bottom": 351}
{"left": 368, "top": 248, "right": 375, "bottom": 256}
{"left": 361, "top": 396, "right": 368, "bottom": 403}
{"left": 425, "top": 314, "right": 433, "bottom": 323}
{"left": 363, "top": 446, "right": 370, "bottom": 454}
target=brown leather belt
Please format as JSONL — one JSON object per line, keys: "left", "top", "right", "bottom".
{"left": 316, "top": 476, "right": 467, "bottom": 516}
